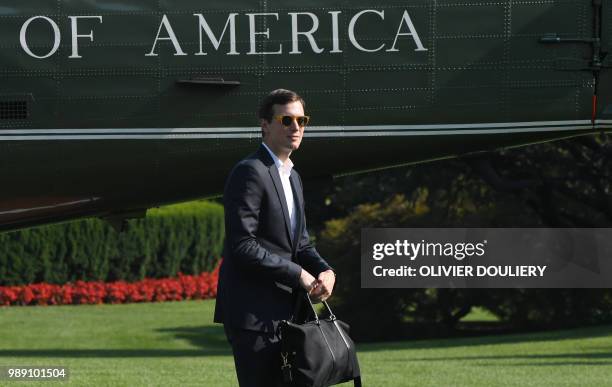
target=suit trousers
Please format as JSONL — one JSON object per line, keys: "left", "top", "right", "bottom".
{"left": 224, "top": 324, "right": 284, "bottom": 387}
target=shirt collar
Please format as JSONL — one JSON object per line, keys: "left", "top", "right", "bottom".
{"left": 262, "top": 142, "right": 294, "bottom": 174}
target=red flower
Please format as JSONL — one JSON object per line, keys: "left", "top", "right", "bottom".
{"left": 0, "top": 258, "right": 223, "bottom": 307}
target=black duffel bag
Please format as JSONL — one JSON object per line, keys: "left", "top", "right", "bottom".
{"left": 278, "top": 292, "right": 361, "bottom": 387}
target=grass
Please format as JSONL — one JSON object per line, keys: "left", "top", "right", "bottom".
{"left": 1, "top": 300, "right": 612, "bottom": 386}
{"left": 460, "top": 306, "right": 499, "bottom": 322}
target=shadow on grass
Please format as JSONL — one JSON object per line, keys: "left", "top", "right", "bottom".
{"left": 0, "top": 326, "right": 232, "bottom": 358}
{"left": 400, "top": 352, "right": 612, "bottom": 365}
{"left": 486, "top": 361, "right": 612, "bottom": 366}
{"left": 0, "top": 349, "right": 229, "bottom": 358}
{"left": 355, "top": 324, "right": 612, "bottom": 352}
{"left": 3, "top": 317, "right": 612, "bottom": 366}
{"left": 156, "top": 325, "right": 229, "bottom": 350}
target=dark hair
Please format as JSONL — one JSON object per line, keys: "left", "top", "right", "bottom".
{"left": 258, "top": 89, "right": 305, "bottom": 123}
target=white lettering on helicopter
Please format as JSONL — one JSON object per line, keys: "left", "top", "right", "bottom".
{"left": 20, "top": 16, "right": 61, "bottom": 59}
{"left": 194, "top": 13, "right": 239, "bottom": 56}
{"left": 20, "top": 9, "right": 427, "bottom": 59}
{"left": 20, "top": 15, "right": 102, "bottom": 59}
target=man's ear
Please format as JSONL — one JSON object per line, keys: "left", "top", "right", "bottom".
{"left": 261, "top": 119, "right": 269, "bottom": 136}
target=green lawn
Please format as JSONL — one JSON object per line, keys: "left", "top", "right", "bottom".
{"left": 1, "top": 300, "right": 612, "bottom": 386}
{"left": 460, "top": 306, "right": 499, "bottom": 322}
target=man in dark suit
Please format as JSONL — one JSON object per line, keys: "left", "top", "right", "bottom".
{"left": 214, "top": 89, "right": 336, "bottom": 387}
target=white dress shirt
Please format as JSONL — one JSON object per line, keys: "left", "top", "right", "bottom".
{"left": 262, "top": 143, "right": 297, "bottom": 237}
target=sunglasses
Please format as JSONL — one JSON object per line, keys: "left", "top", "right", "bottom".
{"left": 272, "top": 115, "right": 310, "bottom": 128}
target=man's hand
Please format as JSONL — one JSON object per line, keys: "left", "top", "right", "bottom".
{"left": 310, "top": 270, "right": 335, "bottom": 302}
{"left": 299, "top": 269, "right": 318, "bottom": 293}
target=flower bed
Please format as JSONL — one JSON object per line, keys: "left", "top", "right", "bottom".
{"left": 0, "top": 263, "right": 220, "bottom": 306}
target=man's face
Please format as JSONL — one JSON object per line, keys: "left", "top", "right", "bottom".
{"left": 262, "top": 101, "right": 305, "bottom": 157}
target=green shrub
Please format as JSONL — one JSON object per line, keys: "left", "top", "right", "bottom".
{"left": 0, "top": 201, "right": 224, "bottom": 286}
{"left": 318, "top": 193, "right": 472, "bottom": 341}
{"left": 318, "top": 192, "right": 612, "bottom": 341}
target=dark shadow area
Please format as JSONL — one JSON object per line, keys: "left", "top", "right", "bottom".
{"left": 2, "top": 324, "right": 612, "bottom": 365}
{"left": 406, "top": 352, "right": 612, "bottom": 363}
{"left": 484, "top": 361, "right": 612, "bottom": 367}
{"left": 0, "top": 325, "right": 232, "bottom": 358}
{"left": 355, "top": 324, "right": 612, "bottom": 352}
{"left": 156, "top": 325, "right": 229, "bottom": 350}
{"left": 0, "top": 349, "right": 230, "bottom": 358}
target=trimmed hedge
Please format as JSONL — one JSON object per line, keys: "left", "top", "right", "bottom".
{"left": 0, "top": 201, "right": 224, "bottom": 286}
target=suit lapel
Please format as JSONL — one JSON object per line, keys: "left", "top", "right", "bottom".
{"left": 290, "top": 172, "right": 303, "bottom": 250}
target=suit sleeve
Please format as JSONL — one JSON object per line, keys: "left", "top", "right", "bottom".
{"left": 294, "top": 173, "right": 333, "bottom": 277}
{"left": 296, "top": 216, "right": 333, "bottom": 277}
{"left": 224, "top": 162, "right": 302, "bottom": 289}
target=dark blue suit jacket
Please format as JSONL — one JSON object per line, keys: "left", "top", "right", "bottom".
{"left": 214, "top": 145, "right": 332, "bottom": 333}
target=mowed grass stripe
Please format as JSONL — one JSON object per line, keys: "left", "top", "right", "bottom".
{"left": 1, "top": 300, "right": 612, "bottom": 386}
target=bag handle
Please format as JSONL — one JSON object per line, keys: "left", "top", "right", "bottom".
{"left": 304, "top": 293, "right": 336, "bottom": 323}
{"left": 290, "top": 290, "right": 337, "bottom": 323}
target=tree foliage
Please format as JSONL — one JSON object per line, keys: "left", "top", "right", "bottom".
{"left": 313, "top": 134, "right": 612, "bottom": 341}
